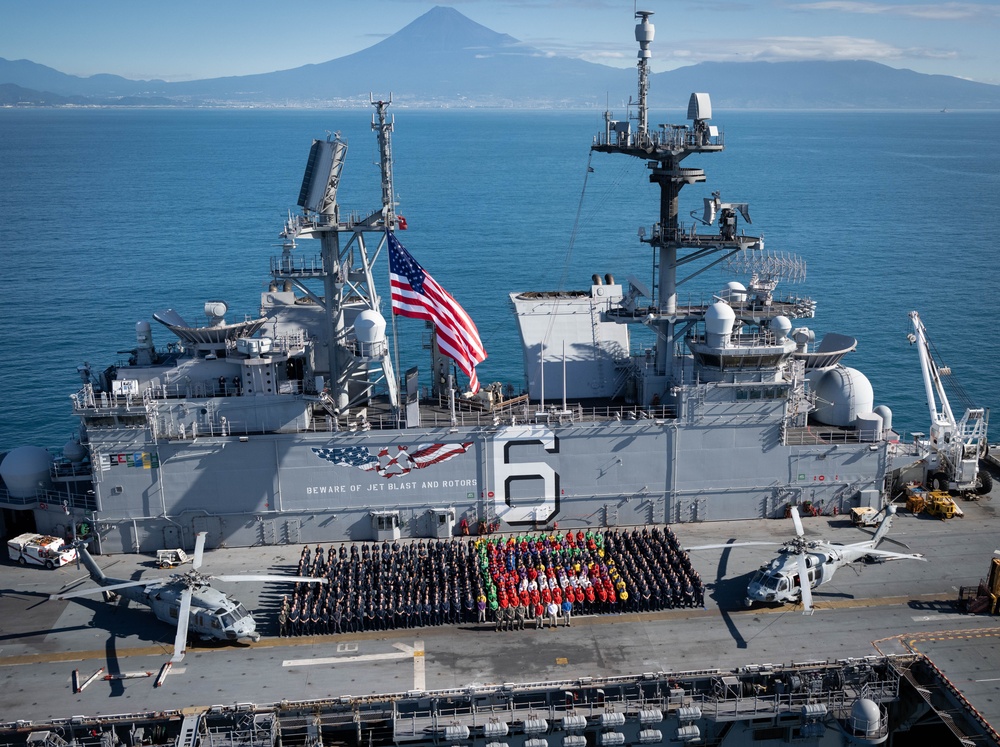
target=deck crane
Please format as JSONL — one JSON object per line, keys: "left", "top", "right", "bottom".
{"left": 908, "top": 310, "right": 991, "bottom": 495}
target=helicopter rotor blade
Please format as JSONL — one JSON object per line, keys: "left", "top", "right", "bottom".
{"left": 213, "top": 574, "right": 328, "bottom": 584}
{"left": 685, "top": 542, "right": 781, "bottom": 551}
{"left": 50, "top": 577, "right": 164, "bottom": 601}
{"left": 860, "top": 548, "right": 927, "bottom": 561}
{"left": 875, "top": 535, "right": 912, "bottom": 551}
{"left": 791, "top": 506, "right": 805, "bottom": 539}
{"left": 171, "top": 586, "right": 193, "bottom": 663}
{"left": 797, "top": 552, "right": 814, "bottom": 614}
{"left": 192, "top": 532, "right": 207, "bottom": 570}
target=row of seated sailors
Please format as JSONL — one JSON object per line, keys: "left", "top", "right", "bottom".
{"left": 278, "top": 584, "right": 669, "bottom": 636}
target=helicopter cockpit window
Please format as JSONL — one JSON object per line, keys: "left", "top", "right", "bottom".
{"left": 760, "top": 574, "right": 780, "bottom": 590}
{"left": 220, "top": 613, "right": 235, "bottom": 627}
{"left": 777, "top": 577, "right": 790, "bottom": 592}
{"left": 212, "top": 617, "right": 223, "bottom": 629}
{"left": 234, "top": 603, "right": 249, "bottom": 619}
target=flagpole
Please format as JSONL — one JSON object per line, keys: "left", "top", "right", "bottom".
{"left": 539, "top": 343, "right": 545, "bottom": 415}
{"left": 562, "top": 341, "right": 567, "bottom": 414}
{"left": 388, "top": 231, "right": 403, "bottom": 415}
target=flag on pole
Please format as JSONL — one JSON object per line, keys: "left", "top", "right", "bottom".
{"left": 387, "top": 230, "right": 486, "bottom": 393}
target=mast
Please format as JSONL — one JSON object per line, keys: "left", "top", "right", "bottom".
{"left": 278, "top": 98, "right": 401, "bottom": 420}
{"left": 592, "top": 10, "right": 760, "bottom": 388}
{"left": 635, "top": 10, "right": 653, "bottom": 139}
{"left": 372, "top": 95, "right": 401, "bottom": 230}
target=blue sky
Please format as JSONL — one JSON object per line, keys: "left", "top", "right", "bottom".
{"left": 2, "top": 0, "right": 998, "bottom": 85}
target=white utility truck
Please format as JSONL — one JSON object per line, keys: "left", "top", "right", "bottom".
{"left": 7, "top": 533, "right": 78, "bottom": 568}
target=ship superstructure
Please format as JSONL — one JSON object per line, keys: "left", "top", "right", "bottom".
{"left": 1, "top": 16, "right": 904, "bottom": 553}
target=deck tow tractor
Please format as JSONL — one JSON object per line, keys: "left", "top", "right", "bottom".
{"left": 907, "top": 311, "right": 991, "bottom": 497}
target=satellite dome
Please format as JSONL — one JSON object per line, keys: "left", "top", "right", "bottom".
{"left": 62, "top": 439, "right": 87, "bottom": 463}
{"left": 810, "top": 366, "right": 874, "bottom": 427}
{"left": 0, "top": 445, "right": 54, "bottom": 499}
{"left": 849, "top": 698, "right": 882, "bottom": 735}
{"left": 722, "top": 281, "right": 747, "bottom": 303}
{"left": 705, "top": 301, "right": 736, "bottom": 335}
{"left": 354, "top": 309, "right": 387, "bottom": 344}
{"left": 704, "top": 302, "right": 736, "bottom": 346}
{"left": 770, "top": 316, "right": 792, "bottom": 341}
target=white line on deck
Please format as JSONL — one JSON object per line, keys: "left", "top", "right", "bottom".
{"left": 283, "top": 640, "right": 425, "bottom": 679}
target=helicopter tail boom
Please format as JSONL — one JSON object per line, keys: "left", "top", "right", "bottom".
{"left": 870, "top": 504, "right": 897, "bottom": 548}
{"left": 78, "top": 543, "right": 109, "bottom": 587}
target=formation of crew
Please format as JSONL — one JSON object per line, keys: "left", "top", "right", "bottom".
{"left": 277, "top": 526, "right": 704, "bottom": 637}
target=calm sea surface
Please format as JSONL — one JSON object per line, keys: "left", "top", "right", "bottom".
{"left": 1, "top": 107, "right": 998, "bottom": 452}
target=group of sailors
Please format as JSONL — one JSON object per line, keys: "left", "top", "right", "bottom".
{"left": 276, "top": 526, "right": 704, "bottom": 637}
{"left": 478, "top": 526, "right": 704, "bottom": 626}
{"left": 278, "top": 538, "right": 480, "bottom": 636}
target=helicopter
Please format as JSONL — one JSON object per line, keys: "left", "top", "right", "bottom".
{"left": 51, "top": 532, "right": 324, "bottom": 682}
{"left": 688, "top": 505, "right": 926, "bottom": 613}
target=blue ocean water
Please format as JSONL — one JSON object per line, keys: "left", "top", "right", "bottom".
{"left": 1, "top": 107, "right": 998, "bottom": 453}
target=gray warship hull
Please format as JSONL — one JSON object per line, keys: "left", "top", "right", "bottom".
{"left": 47, "top": 393, "right": 888, "bottom": 554}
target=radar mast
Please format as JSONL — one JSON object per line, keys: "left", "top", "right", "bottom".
{"left": 592, "top": 10, "right": 762, "bottom": 386}
{"left": 277, "top": 98, "right": 401, "bottom": 422}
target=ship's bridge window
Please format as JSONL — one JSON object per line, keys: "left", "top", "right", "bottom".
{"left": 694, "top": 352, "right": 786, "bottom": 370}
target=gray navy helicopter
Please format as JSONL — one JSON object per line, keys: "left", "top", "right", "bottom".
{"left": 51, "top": 532, "right": 323, "bottom": 683}
{"left": 689, "top": 505, "right": 926, "bottom": 613}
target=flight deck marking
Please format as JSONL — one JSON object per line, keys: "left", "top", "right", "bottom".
{"left": 282, "top": 651, "right": 410, "bottom": 667}
{"left": 282, "top": 639, "right": 426, "bottom": 686}
{"left": 412, "top": 640, "right": 425, "bottom": 690}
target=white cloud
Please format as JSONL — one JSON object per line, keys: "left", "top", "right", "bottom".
{"left": 639, "top": 36, "right": 958, "bottom": 65}
{"left": 790, "top": 1, "right": 1000, "bottom": 22}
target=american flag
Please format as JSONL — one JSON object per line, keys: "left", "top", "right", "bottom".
{"left": 313, "top": 443, "right": 473, "bottom": 479}
{"left": 387, "top": 230, "right": 486, "bottom": 393}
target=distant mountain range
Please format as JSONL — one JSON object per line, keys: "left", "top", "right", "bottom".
{"left": 3, "top": 6, "right": 999, "bottom": 109}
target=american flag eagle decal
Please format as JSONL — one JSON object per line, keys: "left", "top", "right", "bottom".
{"left": 313, "top": 443, "right": 473, "bottom": 479}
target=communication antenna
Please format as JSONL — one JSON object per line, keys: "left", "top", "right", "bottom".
{"left": 723, "top": 249, "right": 807, "bottom": 285}
{"left": 722, "top": 249, "right": 807, "bottom": 307}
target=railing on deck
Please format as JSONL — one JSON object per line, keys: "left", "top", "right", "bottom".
{"left": 0, "top": 485, "right": 96, "bottom": 511}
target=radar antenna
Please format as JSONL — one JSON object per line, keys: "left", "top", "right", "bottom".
{"left": 633, "top": 10, "right": 654, "bottom": 138}
{"left": 722, "top": 249, "right": 807, "bottom": 307}
{"left": 722, "top": 249, "right": 807, "bottom": 285}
